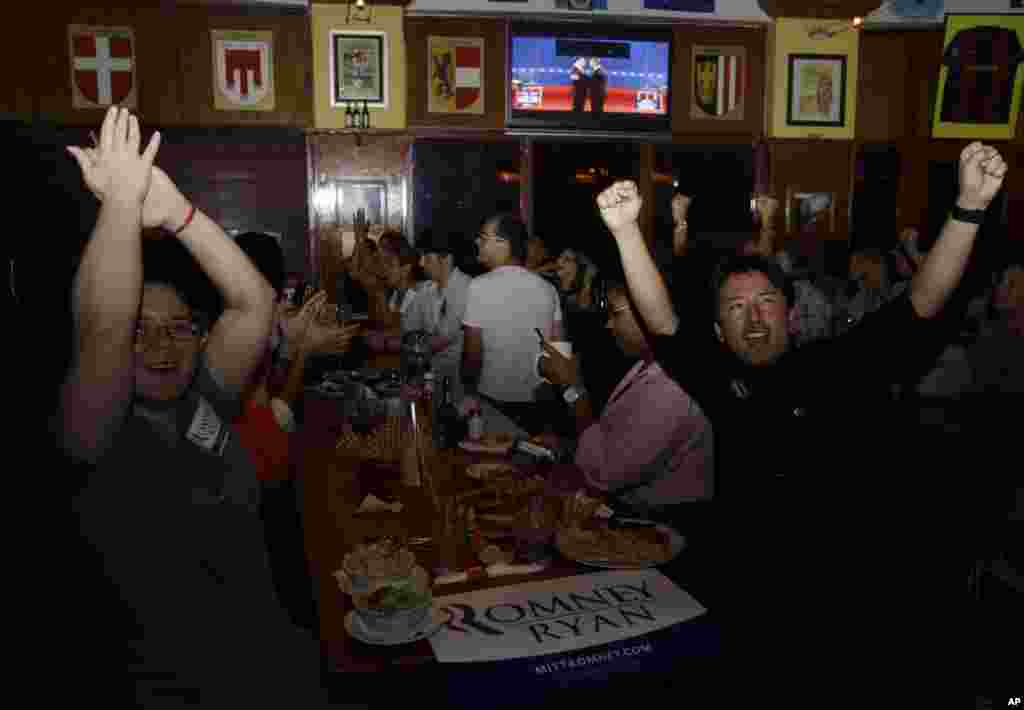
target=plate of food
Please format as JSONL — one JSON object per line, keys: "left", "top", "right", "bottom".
{"left": 465, "top": 462, "right": 520, "bottom": 481}
{"left": 555, "top": 518, "right": 684, "bottom": 569}
{"left": 458, "top": 432, "right": 516, "bottom": 455}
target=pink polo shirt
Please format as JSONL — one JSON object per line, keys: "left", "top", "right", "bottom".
{"left": 575, "top": 360, "right": 713, "bottom": 506}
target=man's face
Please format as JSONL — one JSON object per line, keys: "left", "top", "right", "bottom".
{"left": 133, "top": 284, "right": 204, "bottom": 402}
{"left": 715, "top": 271, "right": 792, "bottom": 367}
{"left": 419, "top": 252, "right": 449, "bottom": 284}
{"left": 605, "top": 289, "right": 648, "bottom": 357}
{"left": 475, "top": 219, "right": 510, "bottom": 270}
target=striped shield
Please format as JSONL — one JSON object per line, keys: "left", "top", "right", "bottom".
{"left": 694, "top": 51, "right": 744, "bottom": 118}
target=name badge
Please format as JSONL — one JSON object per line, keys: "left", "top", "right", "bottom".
{"left": 185, "top": 397, "right": 231, "bottom": 456}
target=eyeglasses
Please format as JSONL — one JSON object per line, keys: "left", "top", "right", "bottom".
{"left": 135, "top": 320, "right": 202, "bottom": 344}
{"left": 476, "top": 232, "right": 506, "bottom": 245}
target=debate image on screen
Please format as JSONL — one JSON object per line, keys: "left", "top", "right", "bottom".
{"left": 511, "top": 35, "right": 669, "bottom": 116}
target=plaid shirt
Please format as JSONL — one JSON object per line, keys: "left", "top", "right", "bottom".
{"left": 791, "top": 279, "right": 833, "bottom": 347}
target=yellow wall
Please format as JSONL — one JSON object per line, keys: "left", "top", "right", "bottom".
{"left": 312, "top": 3, "right": 407, "bottom": 129}
{"left": 767, "top": 17, "right": 859, "bottom": 139}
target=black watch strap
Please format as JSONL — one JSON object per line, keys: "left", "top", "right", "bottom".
{"left": 950, "top": 205, "right": 986, "bottom": 225}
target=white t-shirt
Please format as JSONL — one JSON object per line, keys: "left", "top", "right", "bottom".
{"left": 463, "top": 265, "right": 563, "bottom": 403}
{"left": 403, "top": 267, "right": 472, "bottom": 390}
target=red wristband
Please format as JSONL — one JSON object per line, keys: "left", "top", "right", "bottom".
{"left": 174, "top": 204, "right": 196, "bottom": 235}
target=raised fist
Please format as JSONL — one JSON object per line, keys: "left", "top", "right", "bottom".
{"left": 597, "top": 180, "right": 642, "bottom": 236}
{"left": 958, "top": 142, "right": 1007, "bottom": 212}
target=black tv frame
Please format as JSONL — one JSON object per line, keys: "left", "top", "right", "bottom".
{"left": 506, "top": 21, "right": 674, "bottom": 136}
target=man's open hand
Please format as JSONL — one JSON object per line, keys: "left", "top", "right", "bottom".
{"left": 67, "top": 106, "right": 160, "bottom": 209}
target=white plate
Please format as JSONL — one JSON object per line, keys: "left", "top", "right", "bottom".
{"left": 555, "top": 520, "right": 686, "bottom": 569}
{"left": 345, "top": 605, "right": 445, "bottom": 646}
{"left": 465, "top": 462, "right": 520, "bottom": 481}
{"left": 458, "top": 439, "right": 514, "bottom": 455}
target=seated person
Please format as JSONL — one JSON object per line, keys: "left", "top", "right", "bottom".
{"left": 554, "top": 247, "right": 600, "bottom": 312}
{"left": 364, "top": 232, "right": 434, "bottom": 353}
{"left": 59, "top": 108, "right": 328, "bottom": 706}
{"left": 538, "top": 281, "right": 713, "bottom": 514}
{"left": 235, "top": 232, "right": 359, "bottom": 440}
{"left": 841, "top": 246, "right": 907, "bottom": 330}
{"left": 526, "top": 231, "right": 560, "bottom": 281}
{"left": 403, "top": 230, "right": 473, "bottom": 394}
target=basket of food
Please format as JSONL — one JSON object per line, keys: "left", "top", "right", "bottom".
{"left": 334, "top": 539, "right": 433, "bottom": 635}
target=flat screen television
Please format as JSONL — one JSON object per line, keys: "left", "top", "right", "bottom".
{"left": 507, "top": 23, "right": 672, "bottom": 134}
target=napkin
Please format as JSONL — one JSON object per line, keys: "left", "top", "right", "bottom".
{"left": 356, "top": 493, "right": 404, "bottom": 514}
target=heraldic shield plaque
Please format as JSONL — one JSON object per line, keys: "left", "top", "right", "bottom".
{"left": 69, "top": 25, "right": 137, "bottom": 110}
{"left": 691, "top": 45, "right": 746, "bottom": 121}
{"left": 211, "top": 29, "right": 276, "bottom": 111}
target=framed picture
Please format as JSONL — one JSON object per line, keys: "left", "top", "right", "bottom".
{"left": 337, "top": 179, "right": 389, "bottom": 226}
{"left": 785, "top": 188, "right": 837, "bottom": 236}
{"left": 786, "top": 54, "right": 846, "bottom": 127}
{"left": 932, "top": 14, "right": 1024, "bottom": 140}
{"left": 331, "top": 30, "right": 387, "bottom": 108}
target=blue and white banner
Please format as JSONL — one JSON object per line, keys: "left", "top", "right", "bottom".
{"left": 430, "top": 569, "right": 706, "bottom": 663}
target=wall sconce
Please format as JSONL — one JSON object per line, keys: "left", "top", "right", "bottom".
{"left": 347, "top": 0, "right": 372, "bottom": 24}
{"left": 807, "top": 16, "right": 864, "bottom": 40}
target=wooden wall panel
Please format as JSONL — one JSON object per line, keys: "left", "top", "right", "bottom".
{"left": 856, "top": 32, "right": 908, "bottom": 142}
{"left": 29, "top": 6, "right": 310, "bottom": 127}
{"left": 904, "top": 31, "right": 944, "bottom": 140}
{"left": 177, "top": 8, "right": 312, "bottom": 127}
{"left": 770, "top": 138, "right": 854, "bottom": 268}
{"left": 672, "top": 25, "right": 766, "bottom": 138}
{"left": 405, "top": 17, "right": 507, "bottom": 130}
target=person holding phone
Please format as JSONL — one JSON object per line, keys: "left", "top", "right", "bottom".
{"left": 537, "top": 282, "right": 712, "bottom": 516}
{"left": 462, "top": 213, "right": 564, "bottom": 435}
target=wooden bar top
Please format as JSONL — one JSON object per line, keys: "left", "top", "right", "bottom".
{"left": 293, "top": 394, "right": 599, "bottom": 673}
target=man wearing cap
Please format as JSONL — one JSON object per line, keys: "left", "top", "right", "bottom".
{"left": 406, "top": 230, "right": 473, "bottom": 394}
{"left": 462, "top": 214, "right": 564, "bottom": 434}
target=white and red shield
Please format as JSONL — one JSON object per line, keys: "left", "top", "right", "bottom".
{"left": 69, "top": 25, "right": 136, "bottom": 109}
{"left": 213, "top": 31, "right": 274, "bottom": 110}
{"left": 454, "top": 45, "right": 482, "bottom": 110}
{"left": 428, "top": 36, "right": 484, "bottom": 115}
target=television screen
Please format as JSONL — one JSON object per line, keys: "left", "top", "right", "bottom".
{"left": 508, "top": 25, "right": 671, "bottom": 133}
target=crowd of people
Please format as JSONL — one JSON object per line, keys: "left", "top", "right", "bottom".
{"left": 50, "top": 107, "right": 1021, "bottom": 703}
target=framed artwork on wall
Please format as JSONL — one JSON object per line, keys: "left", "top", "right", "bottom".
{"left": 330, "top": 30, "right": 388, "bottom": 108}
{"left": 785, "top": 188, "right": 837, "bottom": 236}
{"left": 786, "top": 54, "right": 846, "bottom": 127}
{"left": 932, "top": 14, "right": 1024, "bottom": 140}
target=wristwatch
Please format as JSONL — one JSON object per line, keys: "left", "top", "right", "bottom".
{"left": 950, "top": 204, "right": 987, "bottom": 225}
{"left": 563, "top": 384, "right": 587, "bottom": 405}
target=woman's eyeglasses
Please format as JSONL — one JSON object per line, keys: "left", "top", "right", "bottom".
{"left": 135, "top": 320, "right": 202, "bottom": 344}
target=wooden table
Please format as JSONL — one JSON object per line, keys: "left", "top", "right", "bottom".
{"left": 292, "top": 394, "right": 720, "bottom": 704}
